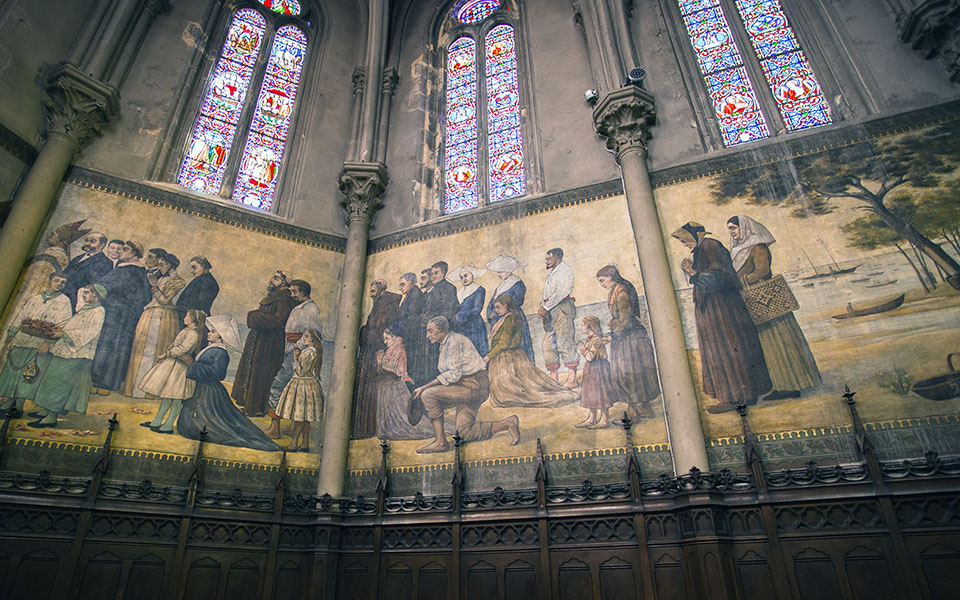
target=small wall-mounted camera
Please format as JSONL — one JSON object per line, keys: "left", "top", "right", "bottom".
{"left": 584, "top": 89, "right": 599, "bottom": 105}
{"left": 623, "top": 67, "right": 647, "bottom": 88}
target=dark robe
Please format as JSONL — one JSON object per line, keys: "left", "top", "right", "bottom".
{"left": 486, "top": 279, "right": 534, "bottom": 361}
{"left": 397, "top": 287, "right": 429, "bottom": 386}
{"left": 175, "top": 272, "right": 220, "bottom": 319}
{"left": 91, "top": 263, "right": 152, "bottom": 391}
{"left": 421, "top": 279, "right": 459, "bottom": 382}
{"left": 62, "top": 252, "right": 113, "bottom": 312}
{"left": 232, "top": 288, "right": 296, "bottom": 416}
{"left": 178, "top": 345, "right": 280, "bottom": 452}
{"left": 351, "top": 291, "right": 401, "bottom": 439}
{"left": 690, "top": 238, "right": 771, "bottom": 406}
{"left": 607, "top": 281, "right": 660, "bottom": 410}
{"left": 455, "top": 286, "right": 488, "bottom": 356}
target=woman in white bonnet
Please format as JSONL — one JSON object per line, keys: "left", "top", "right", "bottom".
{"left": 728, "top": 215, "right": 821, "bottom": 400}
{"left": 484, "top": 255, "right": 535, "bottom": 361}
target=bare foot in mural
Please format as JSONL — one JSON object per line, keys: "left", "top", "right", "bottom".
{"left": 417, "top": 439, "right": 451, "bottom": 454}
{"left": 491, "top": 415, "right": 520, "bottom": 445}
{"left": 562, "top": 370, "right": 579, "bottom": 389}
{"left": 575, "top": 415, "right": 597, "bottom": 428}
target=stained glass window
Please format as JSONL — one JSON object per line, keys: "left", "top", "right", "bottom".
{"left": 234, "top": 26, "right": 307, "bottom": 210}
{"left": 259, "top": 0, "right": 300, "bottom": 16}
{"left": 678, "top": 0, "right": 769, "bottom": 146}
{"left": 178, "top": 10, "right": 266, "bottom": 195}
{"left": 485, "top": 25, "right": 525, "bottom": 203}
{"left": 455, "top": 0, "right": 501, "bottom": 24}
{"left": 445, "top": 37, "right": 480, "bottom": 212}
{"left": 733, "top": 0, "right": 831, "bottom": 131}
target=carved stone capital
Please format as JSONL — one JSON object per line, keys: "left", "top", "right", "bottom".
{"left": 899, "top": 0, "right": 960, "bottom": 83}
{"left": 592, "top": 86, "right": 656, "bottom": 162}
{"left": 43, "top": 62, "right": 120, "bottom": 152}
{"left": 352, "top": 67, "right": 366, "bottom": 95}
{"left": 339, "top": 161, "right": 388, "bottom": 226}
{"left": 381, "top": 68, "right": 399, "bottom": 95}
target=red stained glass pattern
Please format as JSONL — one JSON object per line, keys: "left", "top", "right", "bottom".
{"left": 179, "top": 10, "right": 265, "bottom": 195}
{"left": 445, "top": 37, "right": 480, "bottom": 213}
{"left": 234, "top": 25, "right": 307, "bottom": 210}
{"left": 455, "top": 0, "right": 501, "bottom": 24}
{"left": 734, "top": 0, "right": 831, "bottom": 131}
{"left": 485, "top": 25, "right": 525, "bottom": 202}
{"left": 259, "top": 0, "right": 300, "bottom": 16}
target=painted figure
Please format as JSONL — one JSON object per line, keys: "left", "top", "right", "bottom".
{"left": 727, "top": 216, "right": 821, "bottom": 399}
{"left": 672, "top": 222, "right": 771, "bottom": 413}
{"left": 421, "top": 261, "right": 461, "bottom": 383}
{"left": 177, "top": 315, "right": 280, "bottom": 452}
{"left": 0, "top": 273, "right": 72, "bottom": 413}
{"left": 397, "top": 273, "right": 429, "bottom": 386}
{"left": 233, "top": 270, "right": 297, "bottom": 416}
{"left": 485, "top": 255, "right": 534, "bottom": 361}
{"left": 450, "top": 265, "right": 488, "bottom": 356}
{"left": 484, "top": 295, "right": 579, "bottom": 409}
{"left": 175, "top": 256, "right": 219, "bottom": 320}
{"left": 538, "top": 248, "right": 579, "bottom": 387}
{"left": 61, "top": 232, "right": 112, "bottom": 312}
{"left": 138, "top": 310, "right": 205, "bottom": 433}
{"left": 576, "top": 316, "right": 617, "bottom": 429}
{"left": 105, "top": 239, "right": 124, "bottom": 268}
{"left": 412, "top": 316, "right": 520, "bottom": 454}
{"left": 352, "top": 279, "right": 400, "bottom": 439}
{"left": 91, "top": 241, "right": 153, "bottom": 393}
{"left": 124, "top": 250, "right": 185, "bottom": 398}
{"left": 14, "top": 221, "right": 87, "bottom": 319}
{"left": 595, "top": 265, "right": 660, "bottom": 419}
{"left": 276, "top": 329, "right": 324, "bottom": 452}
{"left": 267, "top": 279, "right": 323, "bottom": 438}
{"left": 28, "top": 285, "right": 106, "bottom": 428}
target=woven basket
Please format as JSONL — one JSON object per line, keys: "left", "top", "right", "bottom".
{"left": 740, "top": 275, "right": 799, "bottom": 325}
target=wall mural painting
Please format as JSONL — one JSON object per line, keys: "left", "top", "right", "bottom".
{"left": 349, "top": 197, "right": 669, "bottom": 472}
{"left": 0, "top": 185, "right": 340, "bottom": 467}
{"left": 659, "top": 122, "right": 960, "bottom": 441}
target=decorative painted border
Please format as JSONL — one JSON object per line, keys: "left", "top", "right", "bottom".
{"left": 65, "top": 167, "right": 348, "bottom": 253}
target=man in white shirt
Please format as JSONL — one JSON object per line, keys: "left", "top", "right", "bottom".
{"left": 412, "top": 316, "right": 519, "bottom": 453}
{"left": 537, "top": 248, "right": 579, "bottom": 387}
{"left": 266, "top": 279, "right": 323, "bottom": 438}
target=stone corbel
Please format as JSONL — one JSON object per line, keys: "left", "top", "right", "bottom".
{"left": 592, "top": 85, "right": 657, "bottom": 162}
{"left": 338, "top": 161, "right": 389, "bottom": 226}
{"left": 381, "top": 68, "right": 399, "bottom": 95}
{"left": 898, "top": 0, "right": 960, "bottom": 83}
{"left": 43, "top": 62, "right": 120, "bottom": 152}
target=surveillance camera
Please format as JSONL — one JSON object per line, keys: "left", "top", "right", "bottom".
{"left": 624, "top": 67, "right": 647, "bottom": 88}
{"left": 584, "top": 89, "right": 599, "bottom": 105}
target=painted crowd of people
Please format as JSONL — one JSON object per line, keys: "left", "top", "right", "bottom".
{"left": 353, "top": 248, "right": 661, "bottom": 453}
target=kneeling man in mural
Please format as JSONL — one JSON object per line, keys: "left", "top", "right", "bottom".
{"left": 411, "top": 316, "right": 519, "bottom": 453}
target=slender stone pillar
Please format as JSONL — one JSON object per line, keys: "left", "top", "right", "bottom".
{"left": 0, "top": 63, "right": 119, "bottom": 312}
{"left": 593, "top": 86, "right": 709, "bottom": 473}
{"left": 318, "top": 161, "right": 388, "bottom": 496}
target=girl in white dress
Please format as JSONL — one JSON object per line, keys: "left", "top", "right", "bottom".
{"left": 275, "top": 328, "right": 323, "bottom": 451}
{"left": 138, "top": 310, "right": 206, "bottom": 433}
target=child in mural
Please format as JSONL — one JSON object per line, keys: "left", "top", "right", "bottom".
{"left": 275, "top": 328, "right": 324, "bottom": 452}
{"left": 138, "top": 309, "right": 206, "bottom": 433}
{"left": 176, "top": 315, "right": 280, "bottom": 451}
{"left": 576, "top": 316, "right": 617, "bottom": 429}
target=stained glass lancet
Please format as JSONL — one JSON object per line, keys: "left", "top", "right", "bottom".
{"left": 259, "top": 0, "right": 301, "bottom": 16}
{"left": 677, "top": 0, "right": 769, "bottom": 146}
{"left": 485, "top": 25, "right": 525, "bottom": 202}
{"left": 233, "top": 25, "right": 307, "bottom": 210}
{"left": 455, "top": 0, "right": 501, "bottom": 24}
{"left": 178, "top": 10, "right": 266, "bottom": 195}
{"left": 733, "top": 0, "right": 831, "bottom": 131}
{"left": 444, "top": 37, "right": 480, "bottom": 213}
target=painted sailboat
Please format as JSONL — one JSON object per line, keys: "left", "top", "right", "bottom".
{"left": 798, "top": 247, "right": 861, "bottom": 280}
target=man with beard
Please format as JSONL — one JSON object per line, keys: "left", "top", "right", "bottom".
{"left": 175, "top": 256, "right": 219, "bottom": 320}
{"left": 421, "top": 261, "right": 459, "bottom": 382}
{"left": 91, "top": 241, "right": 153, "bottom": 394}
{"left": 62, "top": 232, "right": 113, "bottom": 312}
{"left": 351, "top": 279, "right": 400, "bottom": 438}
{"left": 538, "top": 248, "right": 579, "bottom": 387}
{"left": 419, "top": 268, "right": 432, "bottom": 292}
{"left": 397, "top": 272, "right": 428, "bottom": 385}
{"left": 232, "top": 270, "right": 297, "bottom": 417}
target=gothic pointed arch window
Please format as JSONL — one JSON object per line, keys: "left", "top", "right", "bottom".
{"left": 675, "top": 0, "right": 832, "bottom": 147}
{"left": 177, "top": 1, "right": 310, "bottom": 212}
{"left": 443, "top": 0, "right": 527, "bottom": 214}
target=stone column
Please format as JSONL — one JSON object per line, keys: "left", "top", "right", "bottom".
{"left": 593, "top": 86, "right": 709, "bottom": 473}
{"left": 0, "top": 63, "right": 119, "bottom": 312}
{"left": 318, "top": 161, "right": 388, "bottom": 496}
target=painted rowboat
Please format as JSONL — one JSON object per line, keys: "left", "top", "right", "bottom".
{"left": 831, "top": 294, "right": 905, "bottom": 320}
{"left": 911, "top": 354, "right": 960, "bottom": 401}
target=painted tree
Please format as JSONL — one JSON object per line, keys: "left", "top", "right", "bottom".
{"left": 710, "top": 124, "right": 960, "bottom": 288}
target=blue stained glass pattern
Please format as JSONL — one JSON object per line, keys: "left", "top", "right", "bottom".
{"left": 486, "top": 25, "right": 525, "bottom": 202}
{"left": 445, "top": 37, "right": 479, "bottom": 213}
{"left": 677, "top": 1, "right": 768, "bottom": 146}
{"left": 455, "top": 0, "right": 501, "bottom": 24}
{"left": 234, "top": 25, "right": 307, "bottom": 211}
{"left": 259, "top": 0, "right": 301, "bottom": 15}
{"left": 734, "top": 0, "right": 831, "bottom": 132}
{"left": 179, "top": 9, "right": 265, "bottom": 195}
